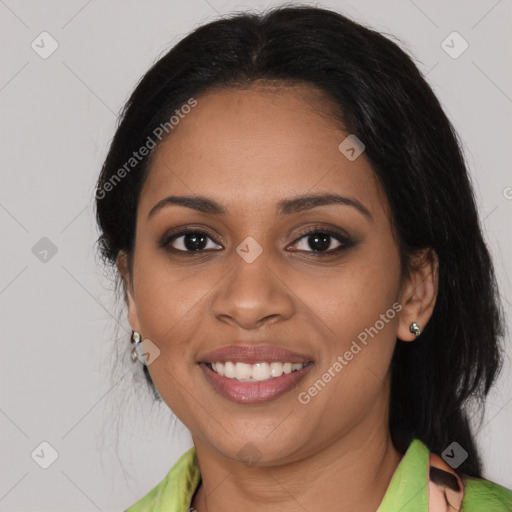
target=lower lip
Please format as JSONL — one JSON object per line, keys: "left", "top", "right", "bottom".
{"left": 199, "top": 362, "right": 314, "bottom": 404}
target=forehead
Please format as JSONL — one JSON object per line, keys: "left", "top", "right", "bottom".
{"left": 139, "top": 84, "right": 384, "bottom": 218}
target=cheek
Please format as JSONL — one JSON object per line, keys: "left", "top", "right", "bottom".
{"left": 132, "top": 245, "right": 214, "bottom": 346}
{"left": 295, "top": 244, "right": 401, "bottom": 342}
{"left": 133, "top": 260, "right": 208, "bottom": 419}
{"left": 293, "top": 239, "right": 401, "bottom": 399}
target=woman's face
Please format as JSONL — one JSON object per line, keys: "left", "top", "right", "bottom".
{"left": 120, "top": 83, "right": 434, "bottom": 464}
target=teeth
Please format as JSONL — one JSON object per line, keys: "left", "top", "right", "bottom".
{"left": 235, "top": 362, "right": 252, "bottom": 380}
{"left": 252, "top": 362, "right": 270, "bottom": 381}
{"left": 208, "top": 361, "right": 308, "bottom": 381}
{"left": 224, "top": 361, "right": 236, "bottom": 379}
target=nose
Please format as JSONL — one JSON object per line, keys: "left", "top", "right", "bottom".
{"left": 211, "top": 249, "right": 295, "bottom": 330}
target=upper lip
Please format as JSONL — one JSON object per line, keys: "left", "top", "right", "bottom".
{"left": 197, "top": 344, "right": 313, "bottom": 364}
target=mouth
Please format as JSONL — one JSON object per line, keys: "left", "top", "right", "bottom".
{"left": 197, "top": 344, "right": 315, "bottom": 404}
{"left": 199, "top": 358, "right": 314, "bottom": 404}
{"left": 205, "top": 361, "right": 311, "bottom": 381}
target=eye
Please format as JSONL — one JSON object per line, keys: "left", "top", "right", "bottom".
{"left": 160, "top": 229, "right": 223, "bottom": 253}
{"left": 288, "top": 228, "right": 354, "bottom": 255}
{"left": 160, "top": 226, "right": 355, "bottom": 256}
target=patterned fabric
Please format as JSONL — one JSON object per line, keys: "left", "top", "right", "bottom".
{"left": 125, "top": 438, "right": 512, "bottom": 511}
{"left": 428, "top": 453, "right": 464, "bottom": 511}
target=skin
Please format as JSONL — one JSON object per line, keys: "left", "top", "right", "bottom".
{"left": 117, "top": 83, "right": 438, "bottom": 512}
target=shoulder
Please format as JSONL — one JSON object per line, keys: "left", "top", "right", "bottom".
{"left": 408, "top": 439, "right": 511, "bottom": 512}
{"left": 428, "top": 447, "right": 512, "bottom": 511}
{"left": 461, "top": 475, "right": 512, "bottom": 511}
{"left": 124, "top": 446, "right": 200, "bottom": 512}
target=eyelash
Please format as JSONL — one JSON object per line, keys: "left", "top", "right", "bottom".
{"left": 159, "top": 226, "right": 355, "bottom": 257}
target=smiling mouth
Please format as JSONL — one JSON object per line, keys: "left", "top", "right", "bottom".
{"left": 205, "top": 361, "right": 313, "bottom": 382}
{"left": 200, "top": 359, "right": 315, "bottom": 404}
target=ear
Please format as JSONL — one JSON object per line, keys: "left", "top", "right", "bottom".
{"left": 397, "top": 248, "right": 439, "bottom": 342}
{"left": 116, "top": 251, "right": 141, "bottom": 333}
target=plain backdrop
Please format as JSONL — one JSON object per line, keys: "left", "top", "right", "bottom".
{"left": 0, "top": 0, "right": 511, "bottom": 510}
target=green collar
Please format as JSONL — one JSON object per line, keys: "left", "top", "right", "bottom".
{"left": 377, "top": 438, "right": 428, "bottom": 511}
{"left": 125, "top": 438, "right": 512, "bottom": 511}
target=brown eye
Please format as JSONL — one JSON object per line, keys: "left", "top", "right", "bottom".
{"left": 161, "top": 230, "right": 223, "bottom": 253}
{"left": 288, "top": 228, "right": 355, "bottom": 255}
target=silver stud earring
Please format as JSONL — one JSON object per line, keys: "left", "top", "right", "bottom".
{"left": 131, "top": 330, "right": 142, "bottom": 361}
{"left": 409, "top": 322, "right": 421, "bottom": 337}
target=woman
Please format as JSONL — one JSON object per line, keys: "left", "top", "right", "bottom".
{"left": 95, "top": 5, "right": 512, "bottom": 511}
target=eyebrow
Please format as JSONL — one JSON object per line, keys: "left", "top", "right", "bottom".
{"left": 147, "top": 193, "right": 372, "bottom": 220}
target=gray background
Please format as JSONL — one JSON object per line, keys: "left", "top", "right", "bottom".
{"left": 0, "top": 0, "right": 511, "bottom": 510}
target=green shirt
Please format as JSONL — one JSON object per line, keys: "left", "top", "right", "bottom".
{"left": 125, "top": 438, "right": 512, "bottom": 511}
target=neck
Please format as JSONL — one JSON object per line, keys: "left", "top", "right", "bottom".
{"left": 190, "top": 419, "right": 403, "bottom": 512}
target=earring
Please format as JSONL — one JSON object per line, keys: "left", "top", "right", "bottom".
{"left": 131, "top": 330, "right": 142, "bottom": 361}
{"left": 409, "top": 322, "right": 421, "bottom": 337}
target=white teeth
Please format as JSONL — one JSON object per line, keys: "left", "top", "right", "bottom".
{"left": 270, "top": 362, "right": 283, "bottom": 377}
{"left": 209, "top": 361, "right": 308, "bottom": 381}
{"left": 235, "top": 362, "right": 252, "bottom": 380}
{"left": 224, "top": 361, "right": 236, "bottom": 378}
{"left": 252, "top": 362, "right": 270, "bottom": 381}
